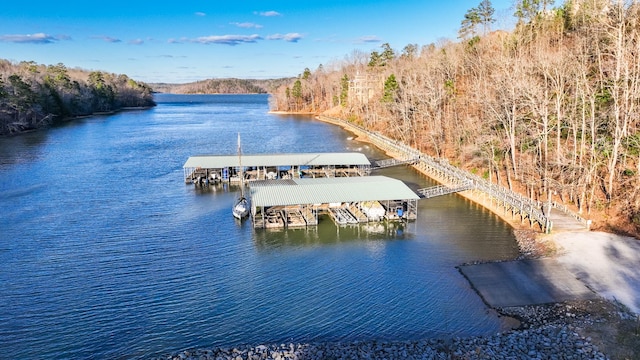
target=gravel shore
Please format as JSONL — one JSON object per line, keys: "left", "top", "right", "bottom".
{"left": 156, "top": 229, "right": 640, "bottom": 360}
{"left": 157, "top": 299, "right": 639, "bottom": 360}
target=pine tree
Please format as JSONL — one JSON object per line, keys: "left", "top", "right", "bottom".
{"left": 477, "top": 0, "right": 496, "bottom": 35}
{"left": 459, "top": 7, "right": 481, "bottom": 39}
{"left": 368, "top": 51, "right": 381, "bottom": 67}
{"left": 380, "top": 43, "right": 395, "bottom": 65}
{"left": 340, "top": 74, "right": 349, "bottom": 106}
{"left": 515, "top": 0, "right": 554, "bottom": 24}
{"left": 382, "top": 74, "right": 398, "bottom": 103}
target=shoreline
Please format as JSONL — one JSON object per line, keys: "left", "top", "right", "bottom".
{"left": 158, "top": 299, "right": 628, "bottom": 360}
{"left": 2, "top": 106, "right": 156, "bottom": 137}
{"left": 67, "top": 105, "right": 154, "bottom": 118}
{"left": 268, "top": 110, "right": 317, "bottom": 115}
{"left": 317, "top": 115, "right": 586, "bottom": 258}
{"left": 158, "top": 114, "right": 640, "bottom": 359}
{"left": 315, "top": 116, "right": 533, "bottom": 231}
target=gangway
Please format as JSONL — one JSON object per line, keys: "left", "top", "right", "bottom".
{"left": 372, "top": 157, "right": 420, "bottom": 169}
{"left": 417, "top": 181, "right": 474, "bottom": 199}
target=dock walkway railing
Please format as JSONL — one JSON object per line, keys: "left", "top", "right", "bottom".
{"left": 373, "top": 157, "right": 420, "bottom": 169}
{"left": 418, "top": 182, "right": 474, "bottom": 199}
{"left": 318, "top": 116, "right": 589, "bottom": 233}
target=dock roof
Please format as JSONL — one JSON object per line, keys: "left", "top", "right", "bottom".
{"left": 249, "top": 176, "right": 420, "bottom": 207}
{"left": 183, "top": 152, "right": 370, "bottom": 169}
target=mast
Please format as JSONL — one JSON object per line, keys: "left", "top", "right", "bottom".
{"left": 237, "top": 132, "right": 244, "bottom": 196}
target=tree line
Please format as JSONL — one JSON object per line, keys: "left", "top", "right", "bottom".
{"left": 269, "top": 0, "right": 640, "bottom": 236}
{"left": 151, "top": 78, "right": 293, "bottom": 94}
{"left": 0, "top": 60, "right": 155, "bottom": 136}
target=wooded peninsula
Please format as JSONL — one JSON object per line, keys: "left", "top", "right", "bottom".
{"left": 0, "top": 60, "right": 155, "bottom": 136}
{"left": 268, "top": 0, "right": 640, "bottom": 237}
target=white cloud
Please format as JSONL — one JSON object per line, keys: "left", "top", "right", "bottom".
{"left": 150, "top": 54, "right": 187, "bottom": 59}
{"left": 168, "top": 37, "right": 189, "bottom": 44}
{"left": 92, "top": 35, "right": 122, "bottom": 43}
{"left": 356, "top": 35, "right": 382, "bottom": 43}
{"left": 195, "top": 12, "right": 206, "bottom": 16}
{"left": 193, "top": 34, "right": 262, "bottom": 46}
{"left": 0, "top": 33, "right": 64, "bottom": 44}
{"left": 231, "top": 22, "right": 263, "bottom": 29}
{"left": 266, "top": 33, "right": 303, "bottom": 43}
{"left": 129, "top": 39, "right": 144, "bottom": 45}
{"left": 256, "top": 10, "right": 282, "bottom": 17}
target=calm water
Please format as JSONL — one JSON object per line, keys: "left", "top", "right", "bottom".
{"left": 0, "top": 94, "right": 519, "bottom": 359}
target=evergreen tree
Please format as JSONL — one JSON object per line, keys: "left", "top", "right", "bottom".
{"left": 302, "top": 68, "right": 311, "bottom": 80}
{"left": 459, "top": 7, "right": 481, "bottom": 39}
{"left": 292, "top": 79, "right": 302, "bottom": 99}
{"left": 340, "top": 74, "right": 349, "bottom": 106}
{"left": 88, "top": 71, "right": 115, "bottom": 111}
{"left": 292, "top": 79, "right": 302, "bottom": 111}
{"left": 515, "top": 0, "right": 554, "bottom": 24}
{"left": 380, "top": 43, "right": 395, "bottom": 64}
{"left": 477, "top": 0, "right": 496, "bottom": 34}
{"left": 369, "top": 44, "right": 396, "bottom": 67}
{"left": 368, "top": 51, "right": 381, "bottom": 67}
{"left": 401, "top": 44, "right": 418, "bottom": 59}
{"left": 47, "top": 63, "right": 71, "bottom": 89}
{"left": 382, "top": 74, "right": 398, "bottom": 103}
{"left": 8, "top": 74, "right": 36, "bottom": 110}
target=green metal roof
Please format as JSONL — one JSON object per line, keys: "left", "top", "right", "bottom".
{"left": 249, "top": 176, "right": 420, "bottom": 207}
{"left": 183, "top": 152, "right": 370, "bottom": 169}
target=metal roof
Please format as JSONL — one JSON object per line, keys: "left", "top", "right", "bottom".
{"left": 183, "top": 152, "right": 370, "bottom": 169}
{"left": 249, "top": 176, "right": 420, "bottom": 207}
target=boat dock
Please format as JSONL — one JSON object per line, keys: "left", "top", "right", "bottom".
{"left": 182, "top": 151, "right": 439, "bottom": 229}
{"left": 183, "top": 152, "right": 371, "bottom": 185}
{"left": 249, "top": 176, "right": 420, "bottom": 229}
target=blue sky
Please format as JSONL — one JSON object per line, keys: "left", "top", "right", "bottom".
{"left": 1, "top": 0, "right": 522, "bottom": 83}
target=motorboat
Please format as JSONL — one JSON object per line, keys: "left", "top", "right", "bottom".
{"left": 232, "top": 196, "right": 249, "bottom": 219}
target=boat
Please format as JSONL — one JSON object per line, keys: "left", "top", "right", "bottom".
{"left": 232, "top": 133, "right": 250, "bottom": 220}
{"left": 233, "top": 196, "right": 249, "bottom": 220}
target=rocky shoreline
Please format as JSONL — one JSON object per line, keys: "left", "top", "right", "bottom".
{"left": 155, "top": 163, "right": 639, "bottom": 360}
{"left": 154, "top": 231, "right": 640, "bottom": 360}
{"left": 156, "top": 117, "right": 640, "bottom": 360}
{"left": 154, "top": 196, "right": 640, "bottom": 360}
{"left": 157, "top": 299, "right": 638, "bottom": 360}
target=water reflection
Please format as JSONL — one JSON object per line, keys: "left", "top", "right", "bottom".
{"left": 252, "top": 216, "right": 414, "bottom": 251}
{"left": 0, "top": 130, "right": 49, "bottom": 168}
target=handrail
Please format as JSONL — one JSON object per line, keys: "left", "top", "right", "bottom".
{"left": 319, "top": 115, "right": 587, "bottom": 232}
{"left": 373, "top": 157, "right": 420, "bottom": 169}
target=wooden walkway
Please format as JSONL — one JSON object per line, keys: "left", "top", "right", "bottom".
{"left": 417, "top": 181, "right": 474, "bottom": 199}
{"left": 317, "top": 116, "right": 589, "bottom": 233}
{"left": 372, "top": 157, "right": 420, "bottom": 169}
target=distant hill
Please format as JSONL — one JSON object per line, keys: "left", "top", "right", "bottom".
{"left": 151, "top": 78, "right": 294, "bottom": 94}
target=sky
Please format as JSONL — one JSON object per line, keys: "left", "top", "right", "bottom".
{"left": 0, "top": 0, "right": 522, "bottom": 84}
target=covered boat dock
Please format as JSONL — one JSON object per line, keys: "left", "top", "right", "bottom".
{"left": 183, "top": 152, "right": 371, "bottom": 185}
{"left": 249, "top": 176, "right": 420, "bottom": 229}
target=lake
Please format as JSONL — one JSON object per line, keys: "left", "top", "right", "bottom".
{"left": 0, "top": 94, "right": 519, "bottom": 359}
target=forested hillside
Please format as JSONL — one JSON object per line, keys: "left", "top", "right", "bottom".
{"left": 270, "top": 0, "right": 640, "bottom": 236}
{"left": 0, "top": 60, "right": 155, "bottom": 136}
{"left": 152, "top": 78, "right": 293, "bottom": 94}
